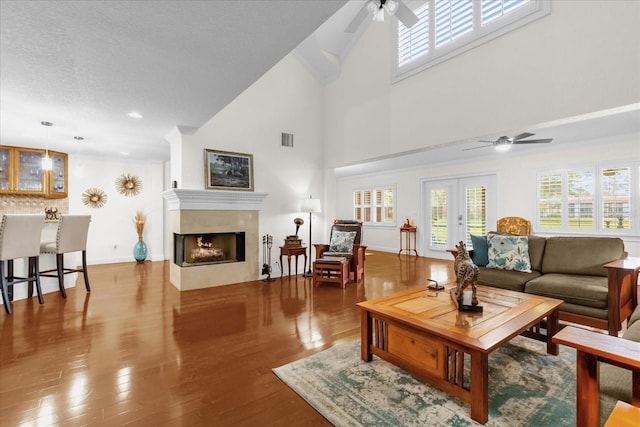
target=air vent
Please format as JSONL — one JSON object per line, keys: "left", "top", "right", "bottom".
{"left": 281, "top": 132, "right": 294, "bottom": 148}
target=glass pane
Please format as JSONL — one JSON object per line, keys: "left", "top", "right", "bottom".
{"left": 602, "top": 167, "right": 631, "bottom": 230}
{"left": 466, "top": 185, "right": 487, "bottom": 242}
{"left": 17, "top": 150, "right": 43, "bottom": 192}
{"left": 51, "top": 154, "right": 66, "bottom": 193}
{"left": 0, "top": 148, "right": 9, "bottom": 190}
{"left": 567, "top": 169, "right": 594, "bottom": 229}
{"left": 538, "top": 172, "right": 562, "bottom": 228}
{"left": 430, "top": 189, "right": 448, "bottom": 247}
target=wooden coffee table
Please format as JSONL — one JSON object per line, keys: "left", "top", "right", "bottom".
{"left": 357, "top": 285, "right": 563, "bottom": 424}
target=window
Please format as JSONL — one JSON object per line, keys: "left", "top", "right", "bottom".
{"left": 353, "top": 186, "right": 395, "bottom": 226}
{"left": 536, "top": 165, "right": 636, "bottom": 233}
{"left": 394, "top": 0, "right": 550, "bottom": 81}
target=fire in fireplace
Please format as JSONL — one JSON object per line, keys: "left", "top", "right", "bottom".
{"left": 174, "top": 232, "right": 245, "bottom": 267}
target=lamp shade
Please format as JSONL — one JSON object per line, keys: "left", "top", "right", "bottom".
{"left": 301, "top": 198, "right": 321, "bottom": 214}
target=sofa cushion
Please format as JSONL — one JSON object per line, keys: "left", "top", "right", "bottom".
{"left": 524, "top": 274, "right": 608, "bottom": 309}
{"left": 540, "top": 237, "right": 624, "bottom": 277}
{"left": 486, "top": 234, "right": 532, "bottom": 273}
{"left": 628, "top": 305, "right": 640, "bottom": 329}
{"left": 526, "top": 235, "right": 546, "bottom": 272}
{"left": 476, "top": 266, "right": 541, "bottom": 292}
{"left": 599, "top": 363, "right": 632, "bottom": 425}
{"left": 470, "top": 234, "right": 489, "bottom": 266}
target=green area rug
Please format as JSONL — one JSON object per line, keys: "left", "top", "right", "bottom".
{"left": 273, "top": 337, "right": 576, "bottom": 426}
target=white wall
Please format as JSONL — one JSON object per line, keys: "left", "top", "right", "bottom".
{"left": 172, "top": 54, "right": 326, "bottom": 276}
{"left": 68, "top": 154, "right": 165, "bottom": 264}
{"left": 324, "top": 0, "right": 640, "bottom": 167}
{"left": 333, "top": 134, "right": 640, "bottom": 257}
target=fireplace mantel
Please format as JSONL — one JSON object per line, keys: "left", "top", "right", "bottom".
{"left": 163, "top": 189, "right": 268, "bottom": 211}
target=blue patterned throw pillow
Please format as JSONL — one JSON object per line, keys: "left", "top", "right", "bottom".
{"left": 329, "top": 231, "right": 357, "bottom": 253}
{"left": 486, "top": 234, "right": 532, "bottom": 272}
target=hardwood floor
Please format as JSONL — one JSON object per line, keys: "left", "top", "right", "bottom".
{"left": 0, "top": 251, "right": 454, "bottom": 426}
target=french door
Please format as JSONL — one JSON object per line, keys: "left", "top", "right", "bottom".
{"left": 421, "top": 175, "right": 497, "bottom": 259}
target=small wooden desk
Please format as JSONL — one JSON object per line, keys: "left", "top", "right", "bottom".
{"left": 398, "top": 225, "right": 418, "bottom": 256}
{"left": 279, "top": 246, "right": 307, "bottom": 278}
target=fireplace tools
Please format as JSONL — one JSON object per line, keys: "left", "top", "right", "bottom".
{"left": 262, "top": 234, "right": 274, "bottom": 282}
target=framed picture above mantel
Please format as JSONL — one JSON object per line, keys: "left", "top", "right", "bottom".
{"left": 204, "top": 149, "right": 254, "bottom": 191}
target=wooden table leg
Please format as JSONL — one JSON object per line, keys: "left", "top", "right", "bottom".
{"left": 279, "top": 254, "right": 283, "bottom": 278}
{"left": 470, "top": 351, "right": 489, "bottom": 424}
{"left": 361, "top": 310, "right": 373, "bottom": 362}
{"left": 546, "top": 308, "right": 559, "bottom": 355}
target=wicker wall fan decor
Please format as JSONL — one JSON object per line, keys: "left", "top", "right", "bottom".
{"left": 81, "top": 188, "right": 107, "bottom": 208}
{"left": 116, "top": 173, "right": 142, "bottom": 196}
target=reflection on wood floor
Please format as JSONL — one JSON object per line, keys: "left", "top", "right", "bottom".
{"left": 0, "top": 251, "right": 453, "bottom": 426}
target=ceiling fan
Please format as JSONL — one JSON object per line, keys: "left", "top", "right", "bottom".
{"left": 345, "top": 0, "right": 419, "bottom": 33}
{"left": 463, "top": 133, "right": 553, "bottom": 152}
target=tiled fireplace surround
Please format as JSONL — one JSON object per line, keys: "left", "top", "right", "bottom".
{"left": 163, "top": 189, "right": 268, "bottom": 291}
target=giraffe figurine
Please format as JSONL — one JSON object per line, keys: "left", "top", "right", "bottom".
{"left": 454, "top": 241, "right": 480, "bottom": 307}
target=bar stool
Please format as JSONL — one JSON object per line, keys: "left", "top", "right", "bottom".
{"left": 0, "top": 214, "right": 45, "bottom": 314}
{"left": 39, "top": 215, "right": 92, "bottom": 298}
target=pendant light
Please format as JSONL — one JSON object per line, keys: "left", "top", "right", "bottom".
{"left": 41, "top": 121, "right": 53, "bottom": 171}
{"left": 74, "top": 136, "right": 84, "bottom": 176}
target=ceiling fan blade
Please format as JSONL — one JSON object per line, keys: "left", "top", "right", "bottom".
{"left": 512, "top": 132, "right": 534, "bottom": 141}
{"left": 512, "top": 138, "right": 553, "bottom": 144}
{"left": 345, "top": 2, "right": 371, "bottom": 33}
{"left": 462, "top": 145, "right": 493, "bottom": 151}
{"left": 395, "top": 1, "right": 419, "bottom": 29}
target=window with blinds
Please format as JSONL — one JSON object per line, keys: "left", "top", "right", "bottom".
{"left": 466, "top": 185, "right": 487, "bottom": 241}
{"left": 353, "top": 186, "right": 396, "bottom": 226}
{"left": 538, "top": 171, "right": 562, "bottom": 228}
{"left": 430, "top": 189, "right": 448, "bottom": 247}
{"left": 568, "top": 169, "right": 594, "bottom": 230}
{"left": 602, "top": 167, "right": 632, "bottom": 230}
{"left": 435, "top": 0, "right": 473, "bottom": 48}
{"left": 395, "top": 0, "right": 548, "bottom": 81}
{"left": 537, "top": 165, "right": 636, "bottom": 233}
{"left": 398, "top": 4, "right": 429, "bottom": 67}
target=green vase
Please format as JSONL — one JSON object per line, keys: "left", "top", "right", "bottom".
{"left": 133, "top": 239, "right": 147, "bottom": 262}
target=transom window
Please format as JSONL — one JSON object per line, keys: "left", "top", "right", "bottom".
{"left": 353, "top": 186, "right": 396, "bottom": 226}
{"left": 536, "top": 165, "right": 637, "bottom": 234}
{"left": 395, "top": 0, "right": 550, "bottom": 81}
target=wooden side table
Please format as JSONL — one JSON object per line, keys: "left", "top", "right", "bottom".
{"left": 398, "top": 226, "right": 418, "bottom": 256}
{"left": 279, "top": 246, "right": 307, "bottom": 278}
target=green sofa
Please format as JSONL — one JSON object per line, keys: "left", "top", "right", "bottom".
{"left": 464, "top": 235, "right": 636, "bottom": 335}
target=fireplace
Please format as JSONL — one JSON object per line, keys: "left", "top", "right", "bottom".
{"left": 174, "top": 232, "right": 245, "bottom": 267}
{"left": 163, "top": 189, "right": 268, "bottom": 291}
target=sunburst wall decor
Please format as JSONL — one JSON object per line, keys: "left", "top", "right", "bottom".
{"left": 81, "top": 188, "right": 107, "bottom": 209}
{"left": 116, "top": 173, "right": 142, "bottom": 196}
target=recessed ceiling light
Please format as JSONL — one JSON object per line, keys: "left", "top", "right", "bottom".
{"left": 127, "top": 111, "right": 143, "bottom": 119}
{"left": 120, "top": 151, "right": 129, "bottom": 156}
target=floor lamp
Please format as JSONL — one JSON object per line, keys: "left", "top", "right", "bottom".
{"left": 301, "top": 196, "right": 321, "bottom": 277}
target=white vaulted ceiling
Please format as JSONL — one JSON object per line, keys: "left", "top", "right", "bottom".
{"left": 1, "top": 1, "right": 638, "bottom": 166}
{"left": 0, "top": 0, "right": 346, "bottom": 162}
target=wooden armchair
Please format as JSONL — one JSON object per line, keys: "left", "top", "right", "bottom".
{"left": 553, "top": 325, "right": 640, "bottom": 427}
{"left": 496, "top": 216, "right": 531, "bottom": 235}
{"left": 314, "top": 220, "right": 367, "bottom": 282}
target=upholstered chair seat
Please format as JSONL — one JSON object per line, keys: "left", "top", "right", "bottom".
{"left": 39, "top": 215, "right": 91, "bottom": 298}
{"left": 0, "top": 214, "right": 45, "bottom": 314}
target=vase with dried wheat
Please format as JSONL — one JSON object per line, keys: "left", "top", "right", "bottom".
{"left": 132, "top": 210, "right": 147, "bottom": 262}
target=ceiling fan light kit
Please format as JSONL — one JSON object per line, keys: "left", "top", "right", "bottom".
{"left": 346, "top": 0, "right": 418, "bottom": 32}
{"left": 463, "top": 133, "right": 553, "bottom": 152}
